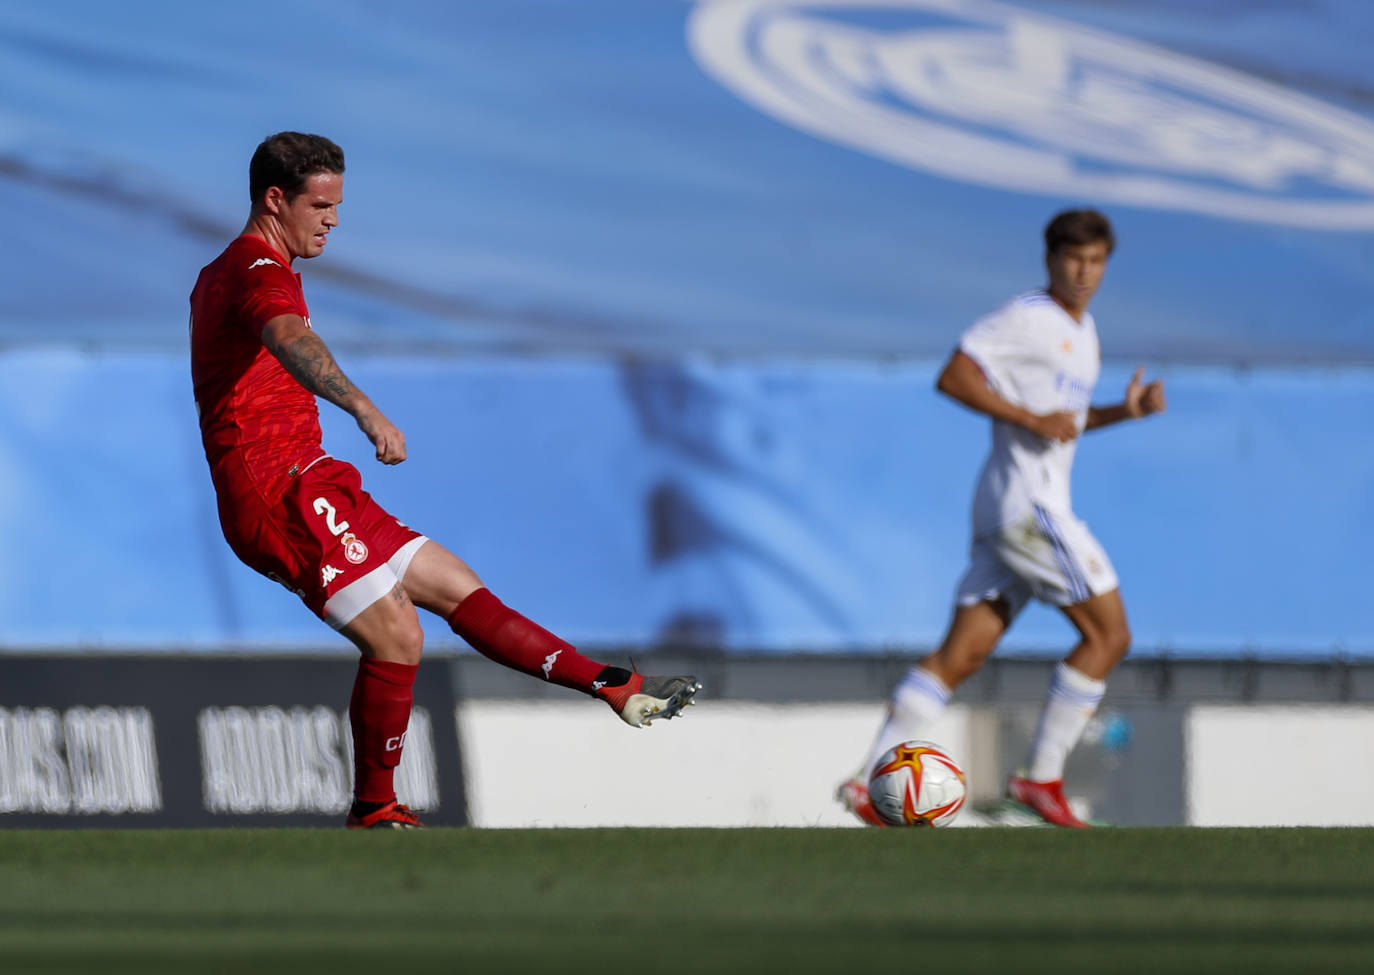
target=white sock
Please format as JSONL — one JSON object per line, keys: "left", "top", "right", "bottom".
{"left": 1025, "top": 662, "right": 1105, "bottom": 783}
{"left": 863, "top": 666, "right": 952, "bottom": 777}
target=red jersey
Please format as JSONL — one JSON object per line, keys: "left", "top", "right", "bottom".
{"left": 190, "top": 235, "right": 325, "bottom": 506}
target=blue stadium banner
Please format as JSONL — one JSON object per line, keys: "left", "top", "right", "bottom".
{"left": 2, "top": 1, "right": 1373, "bottom": 659}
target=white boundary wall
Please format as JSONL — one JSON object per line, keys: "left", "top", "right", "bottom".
{"left": 457, "top": 701, "right": 972, "bottom": 828}
{"left": 1186, "top": 706, "right": 1374, "bottom": 826}
{"left": 460, "top": 701, "right": 1374, "bottom": 827}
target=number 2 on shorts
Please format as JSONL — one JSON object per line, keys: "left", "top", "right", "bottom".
{"left": 312, "top": 497, "right": 351, "bottom": 536}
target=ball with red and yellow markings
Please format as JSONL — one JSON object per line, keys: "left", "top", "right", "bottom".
{"left": 867, "top": 740, "right": 967, "bottom": 827}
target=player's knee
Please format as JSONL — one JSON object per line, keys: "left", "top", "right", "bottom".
{"left": 1110, "top": 623, "right": 1132, "bottom": 660}
{"left": 937, "top": 643, "right": 993, "bottom": 683}
{"left": 389, "top": 614, "right": 425, "bottom": 665}
{"left": 366, "top": 609, "right": 424, "bottom": 666}
{"left": 1090, "top": 623, "right": 1131, "bottom": 663}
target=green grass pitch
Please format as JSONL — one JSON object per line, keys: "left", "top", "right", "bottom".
{"left": 2, "top": 827, "right": 1373, "bottom": 973}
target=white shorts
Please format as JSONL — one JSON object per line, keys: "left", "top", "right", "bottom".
{"left": 955, "top": 506, "right": 1118, "bottom": 618}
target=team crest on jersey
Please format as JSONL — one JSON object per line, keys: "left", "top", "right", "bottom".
{"left": 341, "top": 532, "right": 369, "bottom": 565}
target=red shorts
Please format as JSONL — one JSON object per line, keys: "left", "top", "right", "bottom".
{"left": 216, "top": 456, "right": 426, "bottom": 628}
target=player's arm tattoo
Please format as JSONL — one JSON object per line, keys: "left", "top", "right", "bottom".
{"left": 275, "top": 331, "right": 356, "bottom": 406}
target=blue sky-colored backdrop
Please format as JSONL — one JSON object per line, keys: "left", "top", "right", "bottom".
{"left": 1, "top": 1, "right": 1370, "bottom": 655}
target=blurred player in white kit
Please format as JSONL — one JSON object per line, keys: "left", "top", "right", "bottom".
{"left": 840, "top": 209, "right": 1166, "bottom": 827}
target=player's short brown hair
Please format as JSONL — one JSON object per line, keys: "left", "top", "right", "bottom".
{"left": 1044, "top": 208, "right": 1115, "bottom": 256}
{"left": 249, "top": 132, "right": 345, "bottom": 203}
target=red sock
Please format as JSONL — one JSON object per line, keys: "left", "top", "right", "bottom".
{"left": 349, "top": 657, "right": 419, "bottom": 804}
{"left": 448, "top": 588, "right": 605, "bottom": 694}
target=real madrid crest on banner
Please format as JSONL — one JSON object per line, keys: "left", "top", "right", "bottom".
{"left": 688, "top": 0, "right": 1374, "bottom": 228}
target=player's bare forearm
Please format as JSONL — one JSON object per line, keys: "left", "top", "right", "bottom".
{"left": 276, "top": 330, "right": 366, "bottom": 412}
{"left": 260, "top": 313, "right": 406, "bottom": 463}
{"left": 1085, "top": 403, "right": 1132, "bottom": 431}
{"left": 937, "top": 352, "right": 1035, "bottom": 429}
{"left": 1087, "top": 368, "right": 1167, "bottom": 432}
{"left": 261, "top": 314, "right": 364, "bottom": 411}
{"left": 937, "top": 351, "right": 1078, "bottom": 442}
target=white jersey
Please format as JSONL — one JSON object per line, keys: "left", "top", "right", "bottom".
{"left": 957, "top": 290, "right": 1101, "bottom": 536}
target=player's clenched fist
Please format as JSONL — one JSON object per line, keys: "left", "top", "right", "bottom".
{"left": 358, "top": 409, "right": 406, "bottom": 464}
{"left": 1124, "top": 365, "right": 1166, "bottom": 419}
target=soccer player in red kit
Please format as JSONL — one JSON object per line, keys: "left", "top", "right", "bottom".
{"left": 190, "top": 132, "right": 700, "bottom": 829}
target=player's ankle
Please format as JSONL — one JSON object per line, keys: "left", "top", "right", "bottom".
{"left": 350, "top": 797, "right": 393, "bottom": 817}
{"left": 593, "top": 666, "right": 633, "bottom": 689}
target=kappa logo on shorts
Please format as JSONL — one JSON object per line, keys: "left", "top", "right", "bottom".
{"left": 321, "top": 564, "right": 343, "bottom": 586}
{"left": 341, "top": 532, "right": 369, "bottom": 565}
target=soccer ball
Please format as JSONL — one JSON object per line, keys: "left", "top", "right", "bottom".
{"left": 867, "top": 740, "right": 967, "bottom": 827}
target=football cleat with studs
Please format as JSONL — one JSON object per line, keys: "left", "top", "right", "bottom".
{"left": 835, "top": 776, "right": 888, "bottom": 828}
{"left": 346, "top": 798, "right": 425, "bottom": 830}
{"left": 596, "top": 674, "right": 701, "bottom": 728}
{"left": 1006, "top": 776, "right": 1090, "bottom": 828}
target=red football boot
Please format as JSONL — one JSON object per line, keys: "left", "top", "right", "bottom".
{"left": 346, "top": 798, "right": 425, "bottom": 830}
{"left": 1007, "top": 776, "right": 1090, "bottom": 828}
{"left": 595, "top": 674, "right": 701, "bottom": 727}
{"left": 836, "top": 776, "right": 888, "bottom": 828}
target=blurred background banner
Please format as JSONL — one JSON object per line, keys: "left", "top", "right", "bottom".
{"left": 2, "top": 0, "right": 1371, "bottom": 656}
{"left": 0, "top": 656, "right": 465, "bottom": 827}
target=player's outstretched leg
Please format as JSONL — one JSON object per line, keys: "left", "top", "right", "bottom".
{"left": 447, "top": 588, "right": 700, "bottom": 727}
